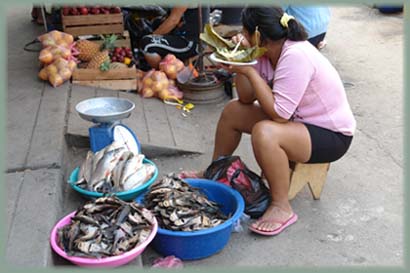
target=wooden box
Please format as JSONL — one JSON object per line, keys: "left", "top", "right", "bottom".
{"left": 62, "top": 13, "right": 124, "bottom": 36}
{"left": 72, "top": 65, "right": 138, "bottom": 91}
{"left": 71, "top": 32, "right": 138, "bottom": 91}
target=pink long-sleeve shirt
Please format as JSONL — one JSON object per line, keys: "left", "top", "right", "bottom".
{"left": 254, "top": 40, "right": 356, "bottom": 136}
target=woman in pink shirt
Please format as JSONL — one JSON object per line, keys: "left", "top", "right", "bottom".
{"left": 183, "top": 6, "right": 356, "bottom": 236}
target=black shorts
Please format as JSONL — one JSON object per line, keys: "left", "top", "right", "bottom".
{"left": 304, "top": 123, "right": 353, "bottom": 163}
{"left": 308, "top": 32, "right": 326, "bottom": 48}
{"left": 140, "top": 34, "right": 198, "bottom": 61}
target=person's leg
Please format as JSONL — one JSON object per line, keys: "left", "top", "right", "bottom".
{"left": 141, "top": 35, "right": 196, "bottom": 69}
{"left": 141, "top": 35, "right": 167, "bottom": 69}
{"left": 179, "top": 100, "right": 269, "bottom": 178}
{"left": 212, "top": 100, "right": 269, "bottom": 160}
{"left": 250, "top": 120, "right": 311, "bottom": 233}
{"left": 144, "top": 53, "right": 162, "bottom": 69}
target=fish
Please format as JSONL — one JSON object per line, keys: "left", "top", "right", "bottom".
{"left": 71, "top": 214, "right": 100, "bottom": 226}
{"left": 89, "top": 147, "right": 126, "bottom": 188}
{"left": 112, "top": 229, "right": 126, "bottom": 254}
{"left": 75, "top": 140, "right": 154, "bottom": 194}
{"left": 76, "top": 151, "right": 94, "bottom": 185}
{"left": 122, "top": 164, "right": 155, "bottom": 191}
{"left": 144, "top": 173, "right": 228, "bottom": 231}
{"left": 57, "top": 196, "right": 155, "bottom": 258}
{"left": 119, "top": 154, "right": 145, "bottom": 186}
{"left": 67, "top": 221, "right": 80, "bottom": 251}
{"left": 83, "top": 151, "right": 94, "bottom": 183}
{"left": 92, "top": 148, "right": 107, "bottom": 174}
{"left": 76, "top": 225, "right": 99, "bottom": 241}
{"left": 112, "top": 151, "right": 133, "bottom": 190}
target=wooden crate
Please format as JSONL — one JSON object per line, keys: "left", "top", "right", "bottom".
{"left": 62, "top": 13, "right": 124, "bottom": 36}
{"left": 71, "top": 33, "right": 137, "bottom": 91}
{"left": 72, "top": 65, "right": 138, "bottom": 91}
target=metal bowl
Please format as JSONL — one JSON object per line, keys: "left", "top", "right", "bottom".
{"left": 75, "top": 97, "right": 135, "bottom": 124}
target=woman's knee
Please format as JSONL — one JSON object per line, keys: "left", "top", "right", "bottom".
{"left": 220, "top": 99, "right": 242, "bottom": 121}
{"left": 251, "top": 121, "right": 281, "bottom": 147}
{"left": 144, "top": 53, "right": 161, "bottom": 69}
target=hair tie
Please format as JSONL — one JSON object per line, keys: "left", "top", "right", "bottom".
{"left": 280, "top": 13, "right": 295, "bottom": 28}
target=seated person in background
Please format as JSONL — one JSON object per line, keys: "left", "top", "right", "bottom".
{"left": 140, "top": 6, "right": 208, "bottom": 69}
{"left": 283, "top": 5, "right": 331, "bottom": 49}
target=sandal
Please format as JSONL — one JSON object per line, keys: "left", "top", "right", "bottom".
{"left": 249, "top": 213, "right": 298, "bottom": 236}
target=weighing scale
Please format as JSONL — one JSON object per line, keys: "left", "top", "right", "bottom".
{"left": 75, "top": 97, "right": 141, "bottom": 154}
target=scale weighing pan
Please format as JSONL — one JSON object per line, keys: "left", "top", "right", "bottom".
{"left": 75, "top": 97, "right": 135, "bottom": 124}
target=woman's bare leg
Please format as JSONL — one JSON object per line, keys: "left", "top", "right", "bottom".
{"left": 250, "top": 120, "right": 311, "bottom": 232}
{"left": 212, "top": 100, "right": 269, "bottom": 160}
{"left": 180, "top": 100, "right": 269, "bottom": 178}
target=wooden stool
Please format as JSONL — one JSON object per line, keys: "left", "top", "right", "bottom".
{"left": 288, "top": 163, "right": 330, "bottom": 200}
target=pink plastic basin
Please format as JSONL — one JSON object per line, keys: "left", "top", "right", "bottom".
{"left": 50, "top": 211, "right": 158, "bottom": 268}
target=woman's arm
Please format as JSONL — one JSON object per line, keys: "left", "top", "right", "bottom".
{"left": 245, "top": 68, "right": 288, "bottom": 123}
{"left": 235, "top": 73, "right": 256, "bottom": 104}
{"left": 153, "top": 6, "right": 188, "bottom": 35}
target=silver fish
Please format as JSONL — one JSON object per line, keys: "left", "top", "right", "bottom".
{"left": 90, "top": 141, "right": 125, "bottom": 173}
{"left": 119, "top": 154, "right": 145, "bottom": 186}
{"left": 122, "top": 164, "right": 155, "bottom": 191}
{"left": 83, "top": 151, "right": 94, "bottom": 183}
{"left": 90, "top": 147, "right": 126, "bottom": 187}
{"left": 92, "top": 148, "right": 107, "bottom": 174}
{"left": 112, "top": 151, "right": 133, "bottom": 190}
{"left": 105, "top": 140, "right": 127, "bottom": 154}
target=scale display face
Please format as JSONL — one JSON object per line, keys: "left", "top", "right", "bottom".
{"left": 113, "top": 125, "right": 140, "bottom": 154}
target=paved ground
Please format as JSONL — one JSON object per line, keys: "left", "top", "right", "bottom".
{"left": 4, "top": 4, "right": 404, "bottom": 268}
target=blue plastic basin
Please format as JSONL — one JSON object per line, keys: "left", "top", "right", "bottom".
{"left": 68, "top": 158, "right": 158, "bottom": 201}
{"left": 136, "top": 178, "right": 245, "bottom": 260}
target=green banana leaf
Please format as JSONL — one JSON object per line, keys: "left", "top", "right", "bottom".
{"left": 215, "top": 47, "right": 267, "bottom": 62}
{"left": 200, "top": 24, "right": 267, "bottom": 63}
{"left": 199, "top": 24, "right": 235, "bottom": 50}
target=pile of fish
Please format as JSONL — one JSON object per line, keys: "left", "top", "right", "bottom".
{"left": 57, "top": 196, "right": 156, "bottom": 258}
{"left": 144, "top": 174, "right": 229, "bottom": 231}
{"left": 75, "top": 141, "right": 155, "bottom": 193}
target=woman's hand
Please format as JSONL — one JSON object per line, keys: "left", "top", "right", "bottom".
{"left": 231, "top": 33, "right": 251, "bottom": 48}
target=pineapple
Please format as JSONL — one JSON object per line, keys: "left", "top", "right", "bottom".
{"left": 75, "top": 40, "right": 100, "bottom": 62}
{"left": 85, "top": 35, "right": 118, "bottom": 71}
{"left": 87, "top": 50, "right": 110, "bottom": 70}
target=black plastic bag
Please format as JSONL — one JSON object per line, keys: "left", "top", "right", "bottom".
{"left": 204, "top": 155, "right": 271, "bottom": 219}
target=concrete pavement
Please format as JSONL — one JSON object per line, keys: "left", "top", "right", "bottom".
{"left": 4, "top": 4, "right": 404, "bottom": 268}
